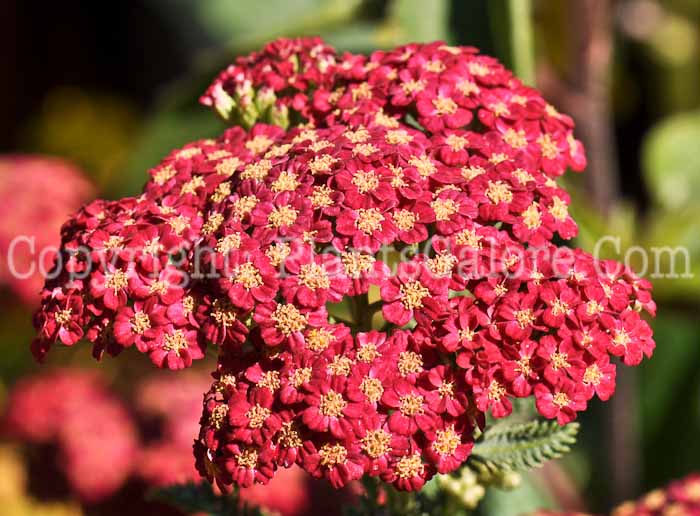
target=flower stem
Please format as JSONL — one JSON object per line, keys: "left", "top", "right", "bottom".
{"left": 349, "top": 293, "right": 372, "bottom": 332}
{"left": 490, "top": 0, "right": 536, "bottom": 86}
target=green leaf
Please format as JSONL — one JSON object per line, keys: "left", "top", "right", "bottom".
{"left": 469, "top": 420, "right": 580, "bottom": 475}
{"left": 149, "top": 482, "right": 264, "bottom": 516}
{"left": 642, "top": 109, "right": 700, "bottom": 211}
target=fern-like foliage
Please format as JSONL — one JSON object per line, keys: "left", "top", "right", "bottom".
{"left": 468, "top": 420, "right": 580, "bottom": 475}
{"left": 149, "top": 482, "right": 264, "bottom": 516}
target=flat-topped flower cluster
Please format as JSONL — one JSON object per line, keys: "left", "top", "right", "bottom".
{"left": 33, "top": 37, "right": 656, "bottom": 493}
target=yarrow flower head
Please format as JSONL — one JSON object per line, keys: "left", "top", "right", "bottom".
{"left": 33, "top": 37, "right": 656, "bottom": 493}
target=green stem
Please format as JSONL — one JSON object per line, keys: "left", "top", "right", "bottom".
{"left": 349, "top": 293, "right": 373, "bottom": 332}
{"left": 490, "top": 0, "right": 536, "bottom": 86}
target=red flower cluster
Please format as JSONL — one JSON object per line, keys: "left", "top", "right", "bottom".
{"left": 2, "top": 370, "right": 138, "bottom": 502}
{"left": 530, "top": 473, "right": 700, "bottom": 516}
{"left": 32, "top": 38, "right": 656, "bottom": 493}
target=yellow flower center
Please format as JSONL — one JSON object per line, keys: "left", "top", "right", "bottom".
{"left": 385, "top": 130, "right": 413, "bottom": 145}
{"left": 215, "top": 157, "right": 240, "bottom": 177}
{"left": 552, "top": 392, "right": 570, "bottom": 408}
{"left": 211, "top": 299, "right": 237, "bottom": 328}
{"left": 271, "top": 171, "right": 300, "bottom": 193}
{"left": 241, "top": 159, "right": 272, "bottom": 181}
{"left": 163, "top": 329, "right": 188, "bottom": 355}
{"left": 503, "top": 128, "right": 527, "bottom": 149}
{"left": 105, "top": 270, "right": 128, "bottom": 293}
{"left": 392, "top": 209, "right": 418, "bottom": 231}
{"left": 319, "top": 390, "right": 347, "bottom": 417}
{"left": 408, "top": 155, "right": 437, "bottom": 177}
{"left": 398, "top": 351, "right": 424, "bottom": 376}
{"left": 306, "top": 327, "right": 335, "bottom": 352}
{"left": 209, "top": 404, "right": 228, "bottom": 430}
{"left": 514, "top": 309, "right": 535, "bottom": 328}
{"left": 245, "top": 135, "right": 274, "bottom": 155}
{"left": 311, "top": 185, "right": 334, "bottom": 208}
{"left": 522, "top": 203, "right": 542, "bottom": 229}
{"left": 308, "top": 154, "right": 337, "bottom": 175}
{"left": 54, "top": 308, "right": 72, "bottom": 326}
{"left": 257, "top": 371, "right": 281, "bottom": 391}
{"left": 360, "top": 377, "right": 384, "bottom": 403}
{"left": 276, "top": 421, "right": 303, "bottom": 448}
{"left": 245, "top": 404, "right": 271, "bottom": 428}
{"left": 271, "top": 304, "right": 307, "bottom": 335}
{"left": 268, "top": 205, "right": 298, "bottom": 228}
{"left": 319, "top": 443, "right": 348, "bottom": 468}
{"left": 233, "top": 262, "right": 263, "bottom": 290}
{"left": 550, "top": 351, "right": 571, "bottom": 370}
{"left": 431, "top": 198, "right": 460, "bottom": 221}
{"left": 433, "top": 427, "right": 461, "bottom": 456}
{"left": 433, "top": 96, "right": 457, "bottom": 116}
{"left": 395, "top": 453, "right": 424, "bottom": 479}
{"left": 486, "top": 180, "right": 513, "bottom": 204}
{"left": 233, "top": 195, "right": 258, "bottom": 218}
{"left": 361, "top": 429, "right": 392, "bottom": 458}
{"left": 130, "top": 311, "right": 151, "bottom": 334}
{"left": 216, "top": 233, "right": 242, "bottom": 255}
{"left": 399, "top": 394, "right": 425, "bottom": 416}
{"left": 488, "top": 380, "right": 506, "bottom": 401}
{"left": 327, "top": 356, "right": 353, "bottom": 377}
{"left": 290, "top": 367, "right": 312, "bottom": 388}
{"left": 583, "top": 365, "right": 603, "bottom": 386}
{"left": 446, "top": 134, "right": 468, "bottom": 151}
{"left": 537, "top": 134, "right": 559, "bottom": 159}
{"left": 341, "top": 252, "right": 375, "bottom": 278}
{"left": 236, "top": 448, "right": 258, "bottom": 469}
{"left": 351, "top": 170, "right": 380, "bottom": 193}
{"left": 355, "top": 208, "right": 384, "bottom": 235}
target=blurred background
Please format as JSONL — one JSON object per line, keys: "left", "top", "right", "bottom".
{"left": 1, "top": 0, "right": 699, "bottom": 515}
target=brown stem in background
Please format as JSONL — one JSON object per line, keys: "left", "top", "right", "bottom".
{"left": 539, "top": 0, "right": 640, "bottom": 505}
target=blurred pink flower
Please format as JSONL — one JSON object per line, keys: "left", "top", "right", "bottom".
{"left": 0, "top": 155, "right": 94, "bottom": 305}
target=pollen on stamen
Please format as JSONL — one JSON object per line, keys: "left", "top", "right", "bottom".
{"left": 319, "top": 443, "right": 348, "bottom": 468}
{"left": 351, "top": 170, "right": 380, "bottom": 193}
{"left": 392, "top": 209, "right": 418, "bottom": 231}
{"left": 486, "top": 180, "right": 513, "bottom": 204}
{"left": 432, "top": 427, "right": 461, "bottom": 456}
{"left": 360, "top": 377, "right": 384, "bottom": 403}
{"left": 162, "top": 329, "right": 188, "bottom": 355}
{"left": 319, "top": 390, "right": 347, "bottom": 417}
{"left": 267, "top": 205, "right": 298, "bottom": 228}
{"left": 399, "top": 394, "right": 425, "bottom": 416}
{"left": 433, "top": 96, "right": 458, "bottom": 116}
{"left": 361, "top": 429, "right": 392, "bottom": 458}
{"left": 399, "top": 281, "right": 430, "bottom": 310}
{"left": 130, "top": 311, "right": 151, "bottom": 334}
{"left": 271, "top": 304, "right": 307, "bottom": 336}
{"left": 395, "top": 453, "right": 424, "bottom": 479}
{"left": 431, "top": 198, "right": 459, "bottom": 221}
{"left": 209, "top": 404, "right": 229, "bottom": 430}
{"left": 398, "top": 351, "right": 424, "bottom": 376}
{"left": 306, "top": 327, "right": 335, "bottom": 352}
{"left": 246, "top": 404, "right": 271, "bottom": 428}
{"left": 355, "top": 208, "right": 384, "bottom": 235}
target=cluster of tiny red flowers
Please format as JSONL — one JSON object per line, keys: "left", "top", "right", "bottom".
{"left": 33, "top": 37, "right": 656, "bottom": 493}
{"left": 530, "top": 473, "right": 700, "bottom": 516}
